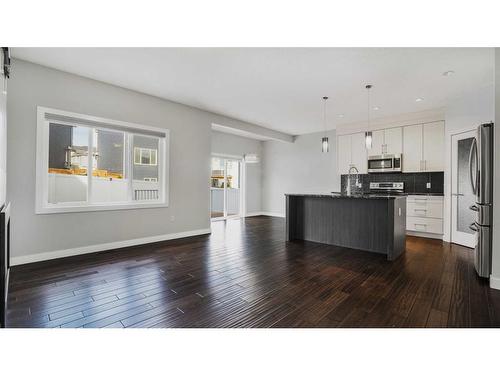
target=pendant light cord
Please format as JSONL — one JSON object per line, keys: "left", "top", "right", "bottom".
{"left": 366, "top": 84, "right": 371, "bottom": 127}
{"left": 323, "top": 96, "right": 328, "bottom": 137}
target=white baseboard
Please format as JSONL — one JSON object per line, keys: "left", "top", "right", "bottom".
{"left": 490, "top": 275, "right": 500, "bottom": 290}
{"left": 260, "top": 211, "right": 286, "bottom": 218}
{"left": 406, "top": 230, "right": 443, "bottom": 240}
{"left": 11, "top": 228, "right": 211, "bottom": 266}
{"left": 243, "top": 211, "right": 285, "bottom": 218}
{"left": 244, "top": 211, "right": 264, "bottom": 217}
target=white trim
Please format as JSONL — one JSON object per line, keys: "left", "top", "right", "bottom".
{"left": 490, "top": 275, "right": 500, "bottom": 290}
{"left": 406, "top": 230, "right": 444, "bottom": 240}
{"left": 260, "top": 211, "right": 286, "bottom": 218}
{"left": 11, "top": 228, "right": 211, "bottom": 266}
{"left": 244, "top": 211, "right": 265, "bottom": 217}
{"left": 212, "top": 152, "right": 243, "bottom": 160}
{"left": 36, "top": 106, "right": 170, "bottom": 214}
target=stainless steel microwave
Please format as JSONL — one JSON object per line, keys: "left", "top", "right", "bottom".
{"left": 367, "top": 154, "right": 402, "bottom": 173}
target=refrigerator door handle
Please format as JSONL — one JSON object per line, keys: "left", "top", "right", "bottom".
{"left": 469, "top": 223, "right": 479, "bottom": 232}
{"left": 469, "top": 204, "right": 479, "bottom": 212}
{"left": 469, "top": 137, "right": 478, "bottom": 195}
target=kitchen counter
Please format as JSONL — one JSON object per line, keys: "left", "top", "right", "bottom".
{"left": 285, "top": 192, "right": 405, "bottom": 199}
{"left": 286, "top": 193, "right": 406, "bottom": 260}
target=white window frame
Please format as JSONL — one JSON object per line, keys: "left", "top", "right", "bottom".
{"left": 134, "top": 147, "right": 158, "bottom": 166}
{"left": 36, "top": 106, "right": 170, "bottom": 214}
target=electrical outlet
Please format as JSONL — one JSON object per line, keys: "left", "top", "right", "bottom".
{"left": 426, "top": 182, "right": 431, "bottom": 189}
{"left": 170, "top": 215, "right": 175, "bottom": 222}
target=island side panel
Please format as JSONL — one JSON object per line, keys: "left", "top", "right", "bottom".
{"left": 389, "top": 197, "right": 407, "bottom": 260}
{"left": 294, "top": 196, "right": 390, "bottom": 255}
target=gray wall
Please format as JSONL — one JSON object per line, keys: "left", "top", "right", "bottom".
{"left": 493, "top": 49, "right": 500, "bottom": 283}
{"left": 211, "top": 130, "right": 262, "bottom": 214}
{"left": 261, "top": 130, "right": 339, "bottom": 215}
{"left": 0, "top": 53, "right": 6, "bottom": 207}
{"left": 7, "top": 59, "right": 264, "bottom": 259}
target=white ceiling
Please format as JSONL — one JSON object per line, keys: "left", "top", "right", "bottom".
{"left": 12, "top": 48, "right": 494, "bottom": 135}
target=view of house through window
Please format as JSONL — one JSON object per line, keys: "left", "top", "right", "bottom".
{"left": 41, "top": 109, "right": 168, "bottom": 212}
{"left": 48, "top": 123, "right": 89, "bottom": 203}
{"left": 210, "top": 157, "right": 241, "bottom": 219}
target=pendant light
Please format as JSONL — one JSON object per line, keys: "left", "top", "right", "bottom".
{"left": 365, "top": 84, "right": 373, "bottom": 149}
{"left": 321, "top": 96, "right": 329, "bottom": 153}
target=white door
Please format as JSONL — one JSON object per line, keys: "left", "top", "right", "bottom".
{"left": 384, "top": 127, "right": 403, "bottom": 155}
{"left": 403, "top": 124, "right": 423, "bottom": 172}
{"left": 451, "top": 130, "right": 476, "bottom": 248}
{"left": 337, "top": 134, "right": 351, "bottom": 174}
{"left": 350, "top": 132, "right": 368, "bottom": 174}
{"left": 423, "top": 121, "right": 445, "bottom": 171}
{"left": 210, "top": 157, "right": 242, "bottom": 220}
{"left": 368, "top": 130, "right": 384, "bottom": 156}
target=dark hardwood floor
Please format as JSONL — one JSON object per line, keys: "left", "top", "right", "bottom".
{"left": 6, "top": 216, "right": 500, "bottom": 328}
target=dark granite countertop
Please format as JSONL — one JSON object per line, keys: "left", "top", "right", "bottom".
{"left": 285, "top": 192, "right": 406, "bottom": 200}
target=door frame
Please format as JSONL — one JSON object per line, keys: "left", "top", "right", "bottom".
{"left": 210, "top": 153, "right": 245, "bottom": 221}
{"left": 449, "top": 128, "right": 476, "bottom": 248}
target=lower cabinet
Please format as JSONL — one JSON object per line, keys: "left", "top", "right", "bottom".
{"left": 406, "top": 195, "right": 444, "bottom": 237}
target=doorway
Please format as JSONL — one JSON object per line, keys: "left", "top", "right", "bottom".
{"left": 450, "top": 130, "right": 476, "bottom": 248}
{"left": 210, "top": 156, "right": 242, "bottom": 220}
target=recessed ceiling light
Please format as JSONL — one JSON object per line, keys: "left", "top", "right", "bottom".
{"left": 373, "top": 106, "right": 380, "bottom": 111}
{"left": 338, "top": 114, "right": 345, "bottom": 118}
{"left": 415, "top": 97, "right": 424, "bottom": 102}
{"left": 443, "top": 70, "right": 455, "bottom": 76}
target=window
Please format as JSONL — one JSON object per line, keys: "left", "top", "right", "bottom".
{"left": 36, "top": 107, "right": 169, "bottom": 214}
{"left": 134, "top": 147, "right": 157, "bottom": 165}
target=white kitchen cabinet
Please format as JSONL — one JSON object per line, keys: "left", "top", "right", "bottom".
{"left": 406, "top": 195, "right": 444, "bottom": 237}
{"left": 351, "top": 132, "right": 367, "bottom": 174}
{"left": 368, "top": 130, "right": 385, "bottom": 156}
{"left": 336, "top": 132, "right": 367, "bottom": 174}
{"left": 423, "top": 121, "right": 445, "bottom": 171}
{"left": 337, "top": 134, "right": 351, "bottom": 175}
{"left": 402, "top": 124, "right": 423, "bottom": 172}
{"left": 403, "top": 121, "right": 444, "bottom": 172}
{"left": 367, "top": 127, "right": 402, "bottom": 156}
{"left": 384, "top": 127, "right": 403, "bottom": 155}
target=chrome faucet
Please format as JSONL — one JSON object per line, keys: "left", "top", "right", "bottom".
{"left": 347, "top": 165, "right": 361, "bottom": 196}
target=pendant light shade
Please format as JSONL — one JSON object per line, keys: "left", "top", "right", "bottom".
{"left": 365, "top": 84, "right": 373, "bottom": 150}
{"left": 322, "top": 136, "right": 329, "bottom": 153}
{"left": 365, "top": 131, "right": 373, "bottom": 149}
{"left": 321, "top": 96, "right": 329, "bottom": 153}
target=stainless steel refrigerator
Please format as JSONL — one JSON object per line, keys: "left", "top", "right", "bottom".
{"left": 469, "top": 122, "right": 494, "bottom": 278}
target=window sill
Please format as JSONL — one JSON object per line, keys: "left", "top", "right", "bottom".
{"left": 35, "top": 201, "right": 169, "bottom": 215}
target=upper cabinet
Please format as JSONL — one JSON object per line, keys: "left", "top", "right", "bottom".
{"left": 337, "top": 132, "right": 367, "bottom": 175}
{"left": 351, "top": 132, "right": 368, "bottom": 174}
{"left": 384, "top": 127, "right": 403, "bottom": 155}
{"left": 337, "top": 121, "right": 444, "bottom": 175}
{"left": 422, "top": 122, "right": 445, "bottom": 171}
{"left": 337, "top": 134, "right": 351, "bottom": 175}
{"left": 367, "top": 127, "right": 402, "bottom": 156}
{"left": 402, "top": 121, "right": 445, "bottom": 172}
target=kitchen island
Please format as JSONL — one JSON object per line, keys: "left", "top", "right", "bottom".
{"left": 286, "top": 193, "right": 406, "bottom": 260}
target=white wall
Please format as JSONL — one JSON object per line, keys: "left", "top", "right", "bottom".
{"left": 443, "top": 84, "right": 495, "bottom": 243}
{"left": 492, "top": 49, "right": 500, "bottom": 289}
{"left": 211, "top": 130, "right": 262, "bottom": 214}
{"left": 261, "top": 130, "right": 339, "bottom": 215}
{"left": 7, "top": 59, "right": 265, "bottom": 262}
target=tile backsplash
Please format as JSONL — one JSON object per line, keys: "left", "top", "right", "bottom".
{"left": 340, "top": 172, "right": 444, "bottom": 195}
